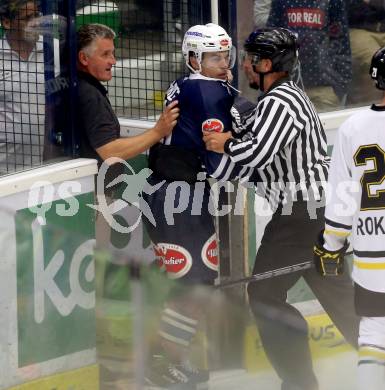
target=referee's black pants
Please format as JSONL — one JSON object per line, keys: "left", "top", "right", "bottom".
{"left": 247, "top": 201, "right": 360, "bottom": 390}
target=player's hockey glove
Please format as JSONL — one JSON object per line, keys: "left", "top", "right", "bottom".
{"left": 313, "top": 230, "right": 349, "bottom": 276}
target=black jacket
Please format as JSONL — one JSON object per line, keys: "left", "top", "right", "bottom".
{"left": 348, "top": 0, "right": 385, "bottom": 31}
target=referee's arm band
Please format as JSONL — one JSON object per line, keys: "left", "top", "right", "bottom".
{"left": 224, "top": 138, "right": 236, "bottom": 154}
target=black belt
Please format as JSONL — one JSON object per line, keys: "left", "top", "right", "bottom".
{"left": 148, "top": 143, "right": 202, "bottom": 183}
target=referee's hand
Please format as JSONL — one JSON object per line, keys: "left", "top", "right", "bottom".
{"left": 203, "top": 130, "right": 232, "bottom": 153}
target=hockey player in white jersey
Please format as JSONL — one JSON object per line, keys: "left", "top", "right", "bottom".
{"left": 314, "top": 46, "right": 385, "bottom": 390}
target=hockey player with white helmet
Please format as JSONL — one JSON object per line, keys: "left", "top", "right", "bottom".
{"left": 143, "top": 23, "right": 243, "bottom": 389}
{"left": 182, "top": 23, "right": 236, "bottom": 76}
{"left": 314, "top": 46, "right": 385, "bottom": 390}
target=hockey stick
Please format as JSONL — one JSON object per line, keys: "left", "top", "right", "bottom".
{"left": 216, "top": 260, "right": 314, "bottom": 289}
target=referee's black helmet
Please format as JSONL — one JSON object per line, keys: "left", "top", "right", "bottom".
{"left": 370, "top": 46, "right": 385, "bottom": 90}
{"left": 244, "top": 27, "right": 298, "bottom": 73}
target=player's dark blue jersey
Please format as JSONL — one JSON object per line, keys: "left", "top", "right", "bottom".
{"left": 163, "top": 73, "right": 235, "bottom": 176}
{"left": 143, "top": 74, "right": 237, "bottom": 284}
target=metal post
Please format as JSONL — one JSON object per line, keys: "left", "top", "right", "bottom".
{"left": 237, "top": 0, "right": 258, "bottom": 101}
{"left": 209, "top": 1, "right": 248, "bottom": 370}
{"left": 64, "top": 0, "right": 78, "bottom": 157}
{"left": 160, "top": 0, "right": 186, "bottom": 92}
{"left": 41, "top": 0, "right": 56, "bottom": 150}
{"left": 130, "top": 264, "right": 146, "bottom": 390}
{"left": 229, "top": 0, "right": 238, "bottom": 88}
{"left": 211, "top": 0, "right": 219, "bottom": 24}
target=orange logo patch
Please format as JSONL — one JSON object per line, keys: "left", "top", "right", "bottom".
{"left": 202, "top": 118, "right": 224, "bottom": 133}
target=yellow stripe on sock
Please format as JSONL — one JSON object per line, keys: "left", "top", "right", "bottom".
{"left": 359, "top": 348, "right": 385, "bottom": 361}
{"left": 324, "top": 229, "right": 350, "bottom": 237}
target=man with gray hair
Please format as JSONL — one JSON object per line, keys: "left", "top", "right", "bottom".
{"left": 75, "top": 23, "right": 179, "bottom": 385}
{"left": 75, "top": 23, "right": 179, "bottom": 243}
{"left": 76, "top": 23, "right": 179, "bottom": 170}
{"left": 75, "top": 22, "right": 180, "bottom": 210}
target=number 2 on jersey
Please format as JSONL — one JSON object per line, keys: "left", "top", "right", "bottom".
{"left": 354, "top": 144, "right": 385, "bottom": 210}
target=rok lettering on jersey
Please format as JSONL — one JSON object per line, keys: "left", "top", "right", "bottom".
{"left": 357, "top": 217, "right": 385, "bottom": 236}
{"left": 154, "top": 243, "right": 193, "bottom": 279}
{"left": 287, "top": 8, "right": 325, "bottom": 29}
{"left": 201, "top": 234, "right": 219, "bottom": 271}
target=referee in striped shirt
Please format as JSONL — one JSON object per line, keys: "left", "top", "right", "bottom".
{"left": 204, "top": 28, "right": 359, "bottom": 390}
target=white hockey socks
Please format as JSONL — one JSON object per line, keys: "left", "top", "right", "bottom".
{"left": 358, "top": 316, "right": 385, "bottom": 390}
{"left": 158, "top": 307, "right": 198, "bottom": 348}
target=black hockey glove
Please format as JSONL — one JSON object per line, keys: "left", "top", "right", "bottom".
{"left": 313, "top": 230, "right": 349, "bottom": 276}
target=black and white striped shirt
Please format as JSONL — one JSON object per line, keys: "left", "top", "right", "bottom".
{"left": 212, "top": 79, "right": 330, "bottom": 209}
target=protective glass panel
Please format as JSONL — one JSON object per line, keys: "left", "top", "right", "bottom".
{"left": 251, "top": 0, "right": 385, "bottom": 112}
{"left": 2, "top": 2, "right": 376, "bottom": 390}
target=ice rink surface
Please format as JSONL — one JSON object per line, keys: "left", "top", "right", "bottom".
{"left": 209, "top": 351, "right": 358, "bottom": 390}
{"left": 101, "top": 350, "right": 358, "bottom": 389}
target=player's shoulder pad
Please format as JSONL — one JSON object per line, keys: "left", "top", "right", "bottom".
{"left": 232, "top": 96, "right": 257, "bottom": 116}
{"left": 165, "top": 76, "right": 188, "bottom": 103}
{"left": 231, "top": 96, "right": 257, "bottom": 134}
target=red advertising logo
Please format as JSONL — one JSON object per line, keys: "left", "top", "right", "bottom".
{"left": 202, "top": 118, "right": 224, "bottom": 133}
{"left": 201, "top": 234, "right": 219, "bottom": 271}
{"left": 153, "top": 243, "right": 192, "bottom": 279}
{"left": 220, "top": 39, "right": 229, "bottom": 47}
{"left": 286, "top": 8, "right": 325, "bottom": 29}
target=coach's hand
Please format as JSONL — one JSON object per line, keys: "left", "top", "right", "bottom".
{"left": 154, "top": 100, "right": 179, "bottom": 138}
{"left": 313, "top": 230, "right": 348, "bottom": 276}
{"left": 203, "top": 130, "right": 232, "bottom": 153}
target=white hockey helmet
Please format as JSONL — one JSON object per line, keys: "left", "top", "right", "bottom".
{"left": 182, "top": 23, "right": 235, "bottom": 73}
